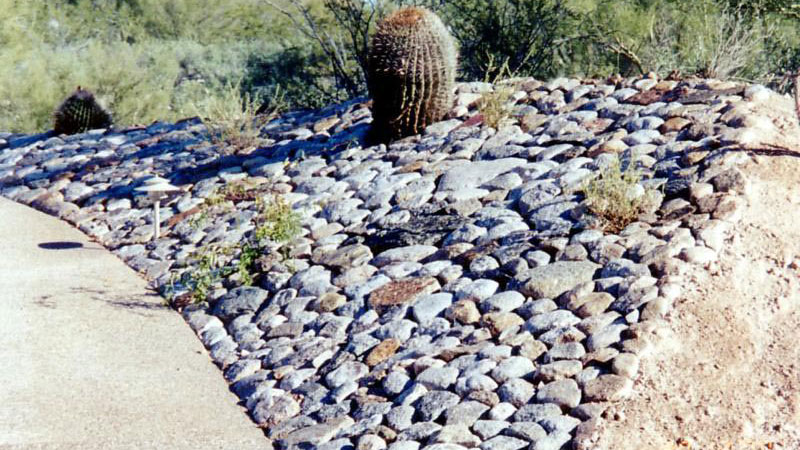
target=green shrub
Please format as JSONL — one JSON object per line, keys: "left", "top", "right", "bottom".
{"left": 254, "top": 195, "right": 302, "bottom": 245}
{"left": 176, "top": 245, "right": 232, "bottom": 303}
{"left": 235, "top": 243, "right": 260, "bottom": 287}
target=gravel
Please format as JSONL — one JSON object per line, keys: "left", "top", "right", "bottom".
{"left": 0, "top": 75, "right": 757, "bottom": 450}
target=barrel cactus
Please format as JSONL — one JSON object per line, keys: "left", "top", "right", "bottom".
{"left": 367, "top": 7, "right": 457, "bottom": 142}
{"left": 53, "top": 87, "right": 113, "bottom": 135}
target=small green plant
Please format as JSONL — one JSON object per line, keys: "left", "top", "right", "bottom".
{"left": 187, "top": 211, "right": 209, "bottom": 230}
{"left": 235, "top": 243, "right": 260, "bottom": 286}
{"left": 182, "top": 251, "right": 220, "bottom": 302}
{"left": 581, "top": 159, "right": 661, "bottom": 233}
{"left": 254, "top": 195, "right": 302, "bottom": 244}
{"left": 175, "top": 244, "right": 234, "bottom": 303}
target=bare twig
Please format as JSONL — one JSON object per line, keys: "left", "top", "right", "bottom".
{"left": 262, "top": 0, "right": 366, "bottom": 98}
{"left": 606, "top": 36, "right": 645, "bottom": 75}
{"left": 794, "top": 70, "right": 800, "bottom": 123}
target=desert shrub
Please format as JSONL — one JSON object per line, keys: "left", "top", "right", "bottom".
{"left": 581, "top": 159, "right": 661, "bottom": 233}
{"left": 241, "top": 44, "right": 336, "bottom": 110}
{"left": 479, "top": 85, "right": 516, "bottom": 129}
{"left": 0, "top": 0, "right": 304, "bottom": 132}
{"left": 195, "top": 82, "right": 284, "bottom": 155}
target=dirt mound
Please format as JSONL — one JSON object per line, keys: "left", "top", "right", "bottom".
{"left": 591, "top": 95, "right": 800, "bottom": 450}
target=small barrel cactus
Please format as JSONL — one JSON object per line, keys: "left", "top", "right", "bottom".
{"left": 367, "top": 7, "right": 457, "bottom": 142}
{"left": 53, "top": 87, "right": 113, "bottom": 135}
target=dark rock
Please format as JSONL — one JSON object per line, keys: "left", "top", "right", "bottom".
{"left": 212, "top": 286, "right": 270, "bottom": 321}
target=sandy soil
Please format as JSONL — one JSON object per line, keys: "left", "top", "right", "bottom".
{"left": 593, "top": 99, "right": 800, "bottom": 449}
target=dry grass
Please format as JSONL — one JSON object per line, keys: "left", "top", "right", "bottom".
{"left": 197, "top": 83, "right": 285, "bottom": 155}
{"left": 582, "top": 159, "right": 661, "bottom": 233}
{"left": 479, "top": 84, "right": 516, "bottom": 129}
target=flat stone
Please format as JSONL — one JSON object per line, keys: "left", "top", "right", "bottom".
{"left": 357, "top": 434, "right": 387, "bottom": 450}
{"left": 316, "top": 244, "right": 373, "bottom": 269}
{"left": 583, "top": 374, "right": 633, "bottom": 402}
{"left": 430, "top": 424, "right": 481, "bottom": 447}
{"left": 480, "top": 291, "right": 525, "bottom": 313}
{"left": 314, "top": 292, "right": 347, "bottom": 313}
{"left": 368, "top": 277, "right": 440, "bottom": 312}
{"left": 506, "top": 422, "right": 546, "bottom": 441}
{"left": 456, "top": 279, "right": 500, "bottom": 301}
{"left": 480, "top": 435, "right": 528, "bottom": 450}
{"left": 710, "top": 168, "right": 748, "bottom": 194}
{"left": 280, "top": 416, "right": 355, "bottom": 446}
{"left": 526, "top": 310, "right": 580, "bottom": 335}
{"left": 413, "top": 293, "right": 454, "bottom": 325}
{"left": 417, "top": 366, "right": 459, "bottom": 390}
{"left": 497, "top": 378, "right": 535, "bottom": 407}
{"left": 397, "top": 422, "right": 442, "bottom": 441}
{"left": 535, "top": 378, "right": 581, "bottom": 408}
{"left": 444, "top": 400, "right": 490, "bottom": 426}
{"left": 472, "top": 421, "right": 510, "bottom": 441}
{"left": 212, "top": 286, "right": 269, "bottom": 321}
{"left": 366, "top": 338, "right": 402, "bottom": 367}
{"left": 586, "top": 323, "right": 627, "bottom": 351}
{"left": 372, "top": 245, "right": 439, "bottom": 267}
{"left": 531, "top": 432, "right": 572, "bottom": 450}
{"left": 425, "top": 445, "right": 468, "bottom": 450}
{"left": 446, "top": 300, "right": 481, "bottom": 324}
{"left": 386, "top": 405, "right": 415, "bottom": 430}
{"left": 252, "top": 394, "right": 301, "bottom": 426}
{"left": 611, "top": 352, "right": 640, "bottom": 379}
{"left": 388, "top": 442, "right": 420, "bottom": 450}
{"left": 535, "top": 360, "right": 583, "bottom": 382}
{"left": 482, "top": 312, "right": 524, "bottom": 336}
{"left": 438, "top": 158, "right": 527, "bottom": 192}
{"left": 488, "top": 402, "right": 517, "bottom": 421}
{"left": 325, "top": 361, "right": 368, "bottom": 388}
{"left": 416, "top": 390, "right": 461, "bottom": 421}
{"left": 512, "top": 403, "right": 562, "bottom": 422}
{"left": 517, "top": 261, "right": 599, "bottom": 299}
{"left": 574, "top": 293, "right": 615, "bottom": 318}
{"left": 490, "top": 356, "right": 535, "bottom": 383}
{"left": 267, "top": 322, "right": 304, "bottom": 338}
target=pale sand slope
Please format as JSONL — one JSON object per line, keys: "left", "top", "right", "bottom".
{"left": 593, "top": 99, "right": 800, "bottom": 449}
{"left": 0, "top": 197, "right": 268, "bottom": 449}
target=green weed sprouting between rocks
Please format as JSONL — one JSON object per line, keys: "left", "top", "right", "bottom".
{"left": 235, "top": 243, "right": 260, "bottom": 287}
{"left": 581, "top": 159, "right": 661, "bottom": 233}
{"left": 168, "top": 193, "right": 302, "bottom": 306}
{"left": 254, "top": 195, "right": 302, "bottom": 245}
{"left": 174, "top": 246, "right": 231, "bottom": 304}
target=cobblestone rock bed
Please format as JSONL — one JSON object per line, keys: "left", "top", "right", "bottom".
{"left": 0, "top": 75, "right": 767, "bottom": 450}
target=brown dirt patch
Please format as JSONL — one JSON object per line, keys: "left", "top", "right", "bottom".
{"left": 593, "top": 106, "right": 800, "bottom": 448}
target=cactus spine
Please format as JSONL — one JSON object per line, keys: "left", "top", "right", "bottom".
{"left": 367, "top": 7, "right": 457, "bottom": 142}
{"left": 53, "top": 87, "right": 113, "bottom": 135}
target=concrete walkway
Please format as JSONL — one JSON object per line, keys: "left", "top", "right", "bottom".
{"left": 0, "top": 198, "right": 268, "bottom": 449}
